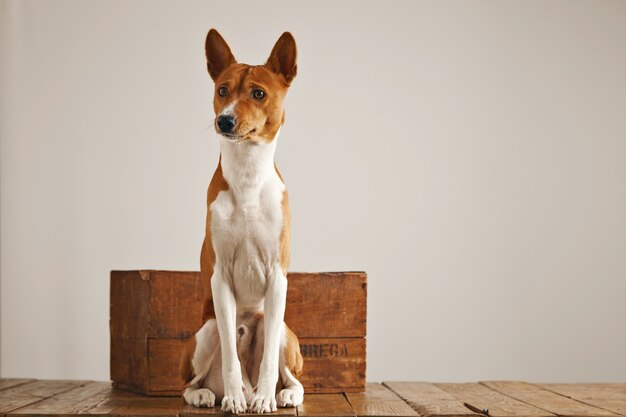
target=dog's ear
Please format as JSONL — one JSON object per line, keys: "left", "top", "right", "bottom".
{"left": 205, "top": 29, "right": 236, "bottom": 81}
{"left": 266, "top": 32, "right": 297, "bottom": 85}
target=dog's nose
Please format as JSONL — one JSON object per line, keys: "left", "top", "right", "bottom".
{"left": 217, "top": 115, "right": 236, "bottom": 133}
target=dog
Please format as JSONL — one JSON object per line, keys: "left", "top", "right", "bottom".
{"left": 179, "top": 29, "right": 304, "bottom": 413}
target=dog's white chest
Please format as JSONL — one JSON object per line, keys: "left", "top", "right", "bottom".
{"left": 209, "top": 139, "right": 285, "bottom": 307}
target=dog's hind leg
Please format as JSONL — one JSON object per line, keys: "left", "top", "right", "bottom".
{"left": 276, "top": 324, "right": 304, "bottom": 407}
{"left": 180, "top": 319, "right": 222, "bottom": 407}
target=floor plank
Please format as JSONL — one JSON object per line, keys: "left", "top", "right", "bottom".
{"left": 180, "top": 401, "right": 296, "bottom": 417}
{"left": 178, "top": 404, "right": 225, "bottom": 417}
{"left": 7, "top": 382, "right": 112, "bottom": 417}
{"left": 0, "top": 381, "right": 36, "bottom": 392}
{"left": 345, "top": 383, "right": 418, "bottom": 417}
{"left": 384, "top": 382, "right": 479, "bottom": 417}
{"left": 0, "top": 380, "right": 88, "bottom": 417}
{"left": 435, "top": 383, "right": 555, "bottom": 417}
{"left": 538, "top": 384, "right": 626, "bottom": 416}
{"left": 0, "top": 380, "right": 87, "bottom": 400}
{"left": 297, "top": 393, "right": 355, "bottom": 417}
{"left": 481, "top": 382, "right": 620, "bottom": 417}
{"left": 80, "top": 389, "right": 185, "bottom": 416}
{"left": 2, "top": 379, "right": 625, "bottom": 417}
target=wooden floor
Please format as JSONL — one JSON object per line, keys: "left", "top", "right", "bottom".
{"left": 0, "top": 379, "right": 625, "bottom": 417}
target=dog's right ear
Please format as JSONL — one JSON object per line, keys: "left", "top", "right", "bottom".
{"left": 205, "top": 29, "right": 236, "bottom": 81}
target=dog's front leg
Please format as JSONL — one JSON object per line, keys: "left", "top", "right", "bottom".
{"left": 249, "top": 267, "right": 287, "bottom": 413}
{"left": 211, "top": 269, "right": 247, "bottom": 413}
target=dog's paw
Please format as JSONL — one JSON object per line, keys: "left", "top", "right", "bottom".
{"left": 249, "top": 391, "right": 278, "bottom": 413}
{"left": 221, "top": 386, "right": 247, "bottom": 414}
{"left": 276, "top": 387, "right": 304, "bottom": 407}
{"left": 183, "top": 387, "right": 216, "bottom": 408}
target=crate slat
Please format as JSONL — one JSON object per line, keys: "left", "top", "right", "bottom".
{"left": 285, "top": 272, "right": 367, "bottom": 338}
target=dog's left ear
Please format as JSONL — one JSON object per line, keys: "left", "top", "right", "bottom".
{"left": 266, "top": 32, "right": 297, "bottom": 85}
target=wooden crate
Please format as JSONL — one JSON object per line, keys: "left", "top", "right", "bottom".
{"left": 110, "top": 270, "right": 367, "bottom": 396}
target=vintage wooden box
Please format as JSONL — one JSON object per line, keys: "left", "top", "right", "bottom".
{"left": 110, "top": 270, "right": 367, "bottom": 396}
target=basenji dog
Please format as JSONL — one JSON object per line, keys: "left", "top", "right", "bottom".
{"left": 179, "top": 29, "right": 304, "bottom": 413}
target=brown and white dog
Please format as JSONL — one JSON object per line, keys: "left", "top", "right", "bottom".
{"left": 179, "top": 29, "right": 304, "bottom": 413}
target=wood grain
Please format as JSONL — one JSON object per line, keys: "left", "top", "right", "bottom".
{"left": 110, "top": 335, "right": 149, "bottom": 394}
{"left": 110, "top": 270, "right": 367, "bottom": 339}
{"left": 81, "top": 389, "right": 184, "bottom": 416}
{"left": 538, "top": 384, "right": 626, "bottom": 416}
{"left": 345, "top": 383, "right": 418, "bottom": 417}
{"left": 144, "top": 337, "right": 366, "bottom": 396}
{"left": 383, "top": 382, "right": 479, "bottom": 417}
{"left": 285, "top": 272, "right": 367, "bottom": 338}
{"left": 0, "top": 380, "right": 35, "bottom": 392}
{"left": 110, "top": 271, "right": 150, "bottom": 340}
{"left": 480, "top": 382, "right": 620, "bottom": 417}
{"left": 3, "top": 379, "right": 626, "bottom": 417}
{"left": 180, "top": 403, "right": 295, "bottom": 417}
{"left": 0, "top": 380, "right": 87, "bottom": 416}
{"left": 110, "top": 270, "right": 150, "bottom": 394}
{"left": 299, "top": 337, "right": 366, "bottom": 393}
{"left": 178, "top": 404, "right": 225, "bottom": 417}
{"left": 7, "top": 382, "right": 112, "bottom": 416}
{"left": 149, "top": 271, "right": 204, "bottom": 339}
{"left": 297, "top": 394, "right": 355, "bottom": 417}
{"left": 435, "top": 383, "right": 555, "bottom": 417}
{"left": 148, "top": 339, "right": 187, "bottom": 393}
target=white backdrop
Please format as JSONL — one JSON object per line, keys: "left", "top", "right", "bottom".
{"left": 2, "top": 0, "right": 626, "bottom": 382}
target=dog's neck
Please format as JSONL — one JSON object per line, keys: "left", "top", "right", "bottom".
{"left": 219, "top": 129, "right": 281, "bottom": 203}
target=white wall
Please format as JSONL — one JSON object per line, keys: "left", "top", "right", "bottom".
{"left": 1, "top": 0, "right": 625, "bottom": 382}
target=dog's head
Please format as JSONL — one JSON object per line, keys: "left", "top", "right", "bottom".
{"left": 205, "top": 29, "right": 297, "bottom": 144}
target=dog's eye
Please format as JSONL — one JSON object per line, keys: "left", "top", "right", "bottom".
{"left": 218, "top": 86, "right": 228, "bottom": 97}
{"left": 252, "top": 89, "right": 265, "bottom": 100}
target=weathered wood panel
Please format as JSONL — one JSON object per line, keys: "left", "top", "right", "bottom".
{"left": 110, "top": 270, "right": 367, "bottom": 339}
{"left": 480, "top": 382, "right": 619, "bottom": 417}
{"left": 285, "top": 272, "right": 367, "bottom": 338}
{"left": 110, "top": 271, "right": 150, "bottom": 340}
{"left": 149, "top": 271, "right": 205, "bottom": 339}
{"left": 0, "top": 380, "right": 35, "bottom": 392}
{"left": 299, "top": 337, "right": 366, "bottom": 393}
{"left": 345, "top": 383, "right": 418, "bottom": 417}
{"left": 297, "top": 394, "right": 355, "bottom": 417}
{"left": 81, "top": 389, "right": 184, "bottom": 416}
{"left": 110, "top": 336, "right": 149, "bottom": 394}
{"left": 8, "top": 382, "right": 112, "bottom": 417}
{"left": 435, "top": 383, "right": 555, "bottom": 417}
{"left": 3, "top": 379, "right": 626, "bottom": 417}
{"left": 0, "top": 380, "right": 86, "bottom": 416}
{"left": 143, "top": 337, "right": 366, "bottom": 396}
{"left": 148, "top": 339, "right": 187, "bottom": 394}
{"left": 181, "top": 403, "right": 295, "bottom": 417}
{"left": 178, "top": 404, "right": 225, "bottom": 417}
{"left": 538, "top": 384, "right": 626, "bottom": 417}
{"left": 384, "top": 382, "right": 479, "bottom": 417}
